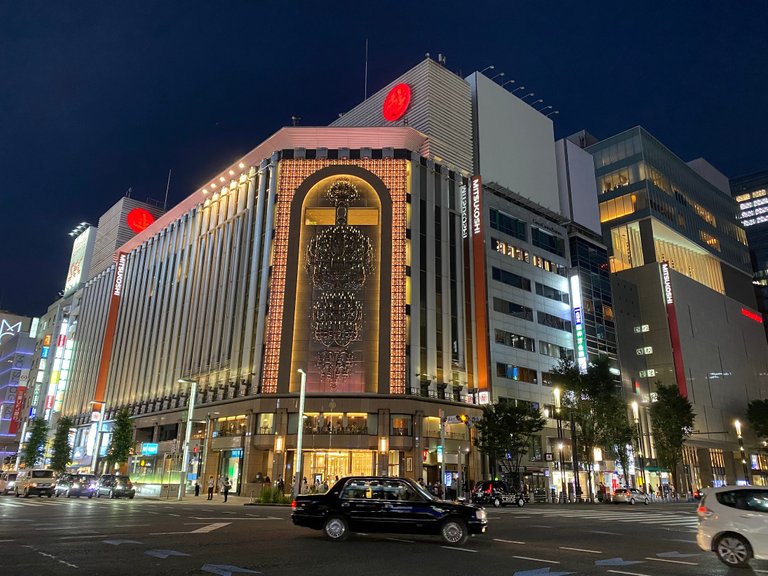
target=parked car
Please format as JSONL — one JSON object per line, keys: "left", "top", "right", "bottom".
{"left": 471, "top": 480, "right": 525, "bottom": 508}
{"left": 0, "top": 471, "right": 18, "bottom": 495}
{"left": 55, "top": 474, "right": 97, "bottom": 498}
{"left": 95, "top": 474, "right": 135, "bottom": 499}
{"left": 292, "top": 476, "right": 487, "bottom": 545}
{"left": 612, "top": 487, "right": 650, "bottom": 505}
{"left": 15, "top": 469, "right": 55, "bottom": 497}
{"left": 697, "top": 486, "right": 768, "bottom": 568}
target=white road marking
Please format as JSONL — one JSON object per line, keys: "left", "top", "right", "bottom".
{"left": 0, "top": 539, "right": 14, "bottom": 542}
{"left": 512, "top": 555, "right": 559, "bottom": 564}
{"left": 191, "top": 517, "right": 281, "bottom": 521}
{"left": 644, "top": 557, "right": 698, "bottom": 565}
{"left": 191, "top": 522, "right": 231, "bottom": 534}
{"left": 560, "top": 546, "right": 602, "bottom": 554}
{"left": 607, "top": 571, "right": 653, "bottom": 576}
{"left": 441, "top": 546, "right": 477, "bottom": 553}
{"left": 58, "top": 534, "right": 119, "bottom": 540}
{"left": 493, "top": 538, "right": 526, "bottom": 544}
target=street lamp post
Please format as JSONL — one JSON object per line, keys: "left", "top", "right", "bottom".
{"left": 735, "top": 420, "right": 750, "bottom": 485}
{"left": 177, "top": 379, "right": 198, "bottom": 500}
{"left": 293, "top": 369, "right": 307, "bottom": 499}
{"left": 553, "top": 388, "right": 566, "bottom": 502}
{"left": 631, "top": 401, "right": 648, "bottom": 491}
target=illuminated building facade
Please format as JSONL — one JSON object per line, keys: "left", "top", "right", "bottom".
{"left": 0, "top": 332, "right": 34, "bottom": 461}
{"left": 731, "top": 170, "right": 768, "bottom": 338}
{"left": 589, "top": 127, "right": 768, "bottom": 489}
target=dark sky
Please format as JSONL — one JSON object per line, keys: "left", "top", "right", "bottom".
{"left": 2, "top": 2, "right": 766, "bottom": 317}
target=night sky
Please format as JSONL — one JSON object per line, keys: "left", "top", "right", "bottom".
{"left": 2, "top": 2, "right": 766, "bottom": 317}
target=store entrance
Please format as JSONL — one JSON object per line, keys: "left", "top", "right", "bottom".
{"left": 300, "top": 450, "right": 375, "bottom": 485}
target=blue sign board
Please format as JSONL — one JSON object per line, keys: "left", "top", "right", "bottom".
{"left": 231, "top": 449, "right": 243, "bottom": 458}
{"left": 141, "top": 442, "right": 159, "bottom": 455}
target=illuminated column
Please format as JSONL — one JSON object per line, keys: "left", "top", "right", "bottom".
{"left": 735, "top": 420, "right": 750, "bottom": 485}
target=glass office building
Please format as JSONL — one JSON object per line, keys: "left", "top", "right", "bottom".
{"left": 588, "top": 127, "right": 768, "bottom": 490}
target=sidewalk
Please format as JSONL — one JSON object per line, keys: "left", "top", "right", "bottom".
{"left": 137, "top": 494, "right": 274, "bottom": 506}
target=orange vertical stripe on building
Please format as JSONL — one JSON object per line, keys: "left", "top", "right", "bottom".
{"left": 93, "top": 252, "right": 127, "bottom": 405}
{"left": 470, "top": 176, "right": 490, "bottom": 391}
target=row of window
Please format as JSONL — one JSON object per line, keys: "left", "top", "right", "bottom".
{"left": 492, "top": 237, "right": 567, "bottom": 276}
{"left": 495, "top": 328, "right": 575, "bottom": 361}
{"left": 490, "top": 209, "right": 566, "bottom": 259}
{"left": 492, "top": 297, "right": 573, "bottom": 333}
{"left": 491, "top": 267, "right": 569, "bottom": 304}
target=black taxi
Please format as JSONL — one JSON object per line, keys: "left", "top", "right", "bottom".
{"left": 291, "top": 476, "right": 487, "bottom": 545}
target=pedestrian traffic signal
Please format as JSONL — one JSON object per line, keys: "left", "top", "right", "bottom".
{"left": 422, "top": 449, "right": 428, "bottom": 462}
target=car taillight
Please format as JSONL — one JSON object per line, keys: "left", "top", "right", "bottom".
{"left": 697, "top": 505, "right": 712, "bottom": 517}
{"left": 485, "top": 486, "right": 492, "bottom": 494}
{"left": 291, "top": 500, "right": 297, "bottom": 510}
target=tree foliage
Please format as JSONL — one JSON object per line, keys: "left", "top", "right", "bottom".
{"left": 747, "top": 399, "right": 768, "bottom": 440}
{"left": 50, "top": 416, "right": 74, "bottom": 474}
{"left": 649, "top": 383, "right": 695, "bottom": 490}
{"left": 106, "top": 408, "right": 134, "bottom": 469}
{"left": 22, "top": 418, "right": 48, "bottom": 468}
{"left": 551, "top": 356, "right": 633, "bottom": 494}
{"left": 474, "top": 400, "right": 545, "bottom": 490}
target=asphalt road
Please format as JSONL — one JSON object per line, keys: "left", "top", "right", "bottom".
{"left": 0, "top": 494, "right": 766, "bottom": 576}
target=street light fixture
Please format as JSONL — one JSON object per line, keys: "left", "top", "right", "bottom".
{"left": 546, "top": 110, "right": 560, "bottom": 118}
{"left": 293, "top": 369, "right": 307, "bottom": 499}
{"left": 511, "top": 86, "right": 525, "bottom": 94}
{"left": 501, "top": 79, "right": 516, "bottom": 87}
{"left": 479, "top": 65, "right": 494, "bottom": 74}
{"left": 177, "top": 378, "right": 198, "bottom": 501}
{"left": 631, "top": 401, "right": 648, "bottom": 491}
{"left": 735, "top": 419, "right": 750, "bottom": 484}
{"left": 530, "top": 98, "right": 544, "bottom": 107}
{"left": 521, "top": 92, "right": 535, "bottom": 101}
{"left": 491, "top": 72, "right": 505, "bottom": 82}
{"left": 538, "top": 105, "right": 553, "bottom": 113}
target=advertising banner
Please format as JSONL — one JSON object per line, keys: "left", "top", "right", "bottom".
{"left": 8, "top": 385, "right": 27, "bottom": 434}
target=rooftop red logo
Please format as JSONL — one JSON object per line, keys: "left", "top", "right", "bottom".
{"left": 382, "top": 83, "right": 412, "bottom": 122}
{"left": 126, "top": 208, "right": 155, "bottom": 233}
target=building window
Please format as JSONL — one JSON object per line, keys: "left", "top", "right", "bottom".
{"left": 537, "top": 311, "right": 572, "bottom": 333}
{"left": 600, "top": 193, "right": 638, "bottom": 223}
{"left": 256, "top": 413, "right": 274, "bottom": 435}
{"left": 539, "top": 341, "right": 574, "bottom": 361}
{"left": 492, "top": 267, "right": 531, "bottom": 291}
{"left": 535, "top": 282, "right": 569, "bottom": 304}
{"left": 492, "top": 237, "right": 529, "bottom": 263}
{"left": 496, "top": 363, "right": 538, "bottom": 384}
{"left": 493, "top": 297, "right": 534, "bottom": 321}
{"left": 495, "top": 329, "right": 535, "bottom": 352}
{"left": 391, "top": 414, "right": 412, "bottom": 436}
{"left": 213, "top": 415, "right": 247, "bottom": 438}
{"left": 490, "top": 209, "right": 527, "bottom": 241}
{"left": 531, "top": 227, "right": 565, "bottom": 257}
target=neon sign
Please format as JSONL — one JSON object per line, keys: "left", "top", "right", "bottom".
{"left": 661, "top": 262, "right": 673, "bottom": 304}
{"left": 570, "top": 274, "right": 588, "bottom": 373}
{"left": 742, "top": 308, "right": 763, "bottom": 323}
{"left": 460, "top": 184, "right": 468, "bottom": 239}
{"left": 126, "top": 208, "right": 155, "bottom": 233}
{"left": 471, "top": 176, "right": 482, "bottom": 236}
{"left": 113, "top": 253, "right": 127, "bottom": 297}
{"left": 382, "top": 83, "right": 411, "bottom": 122}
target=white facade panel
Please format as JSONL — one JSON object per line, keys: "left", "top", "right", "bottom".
{"left": 555, "top": 139, "right": 601, "bottom": 234}
{"left": 469, "top": 73, "right": 560, "bottom": 213}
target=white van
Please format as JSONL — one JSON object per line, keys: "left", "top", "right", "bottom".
{"left": 15, "top": 469, "right": 55, "bottom": 497}
{"left": 0, "top": 471, "right": 18, "bottom": 495}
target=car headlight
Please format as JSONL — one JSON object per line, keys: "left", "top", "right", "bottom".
{"left": 73, "top": 483, "right": 80, "bottom": 488}
{"left": 476, "top": 509, "right": 487, "bottom": 521}
{"left": 116, "top": 483, "right": 122, "bottom": 489}
{"left": 8, "top": 482, "right": 14, "bottom": 487}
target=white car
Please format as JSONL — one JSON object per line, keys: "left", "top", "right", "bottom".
{"left": 612, "top": 487, "right": 650, "bottom": 504}
{"left": 697, "top": 486, "right": 768, "bottom": 568}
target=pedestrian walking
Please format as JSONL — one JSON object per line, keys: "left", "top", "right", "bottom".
{"left": 194, "top": 481, "right": 200, "bottom": 497}
{"left": 222, "top": 477, "right": 231, "bottom": 502}
{"left": 207, "top": 475, "right": 215, "bottom": 500}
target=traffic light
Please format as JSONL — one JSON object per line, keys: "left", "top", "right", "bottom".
{"left": 422, "top": 449, "right": 428, "bottom": 462}
{"left": 458, "top": 414, "right": 469, "bottom": 424}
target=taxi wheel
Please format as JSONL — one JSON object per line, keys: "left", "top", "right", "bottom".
{"left": 323, "top": 516, "right": 349, "bottom": 541}
{"left": 715, "top": 534, "right": 752, "bottom": 568}
{"left": 493, "top": 497, "right": 501, "bottom": 508}
{"left": 66, "top": 491, "right": 71, "bottom": 498}
{"left": 629, "top": 498, "right": 635, "bottom": 505}
{"left": 516, "top": 497, "right": 525, "bottom": 508}
{"left": 441, "top": 518, "right": 469, "bottom": 545}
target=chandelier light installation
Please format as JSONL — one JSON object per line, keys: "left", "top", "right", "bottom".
{"left": 306, "top": 179, "right": 374, "bottom": 388}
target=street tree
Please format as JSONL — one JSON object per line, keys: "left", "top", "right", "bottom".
{"left": 747, "top": 399, "right": 768, "bottom": 440}
{"left": 649, "top": 383, "right": 695, "bottom": 492}
{"left": 105, "top": 408, "right": 134, "bottom": 472}
{"left": 21, "top": 418, "right": 48, "bottom": 468}
{"left": 474, "top": 400, "right": 545, "bottom": 490}
{"left": 50, "top": 416, "right": 74, "bottom": 474}
{"left": 552, "top": 356, "right": 631, "bottom": 498}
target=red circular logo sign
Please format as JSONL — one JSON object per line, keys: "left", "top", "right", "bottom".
{"left": 126, "top": 208, "right": 156, "bottom": 233}
{"left": 382, "top": 83, "right": 412, "bottom": 122}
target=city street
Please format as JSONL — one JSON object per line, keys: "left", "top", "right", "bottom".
{"left": 1, "top": 495, "right": 765, "bottom": 576}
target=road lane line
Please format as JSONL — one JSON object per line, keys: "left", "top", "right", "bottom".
{"left": 191, "top": 522, "right": 231, "bottom": 534}
{"left": 589, "top": 530, "right": 622, "bottom": 535}
{"left": 0, "top": 539, "right": 14, "bottom": 542}
{"left": 493, "top": 538, "right": 526, "bottom": 544}
{"left": 511, "top": 556, "right": 559, "bottom": 564}
{"left": 607, "top": 571, "right": 653, "bottom": 576}
{"left": 560, "top": 546, "right": 602, "bottom": 554}
{"left": 441, "top": 546, "right": 477, "bottom": 553}
{"left": 58, "top": 535, "right": 119, "bottom": 540}
{"left": 644, "top": 557, "right": 698, "bottom": 565}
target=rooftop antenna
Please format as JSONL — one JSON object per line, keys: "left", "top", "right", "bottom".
{"left": 364, "top": 38, "right": 369, "bottom": 100}
{"left": 291, "top": 116, "right": 301, "bottom": 126}
{"left": 126, "top": 187, "right": 132, "bottom": 198}
{"left": 163, "top": 169, "right": 172, "bottom": 210}
{"left": 438, "top": 53, "right": 446, "bottom": 66}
